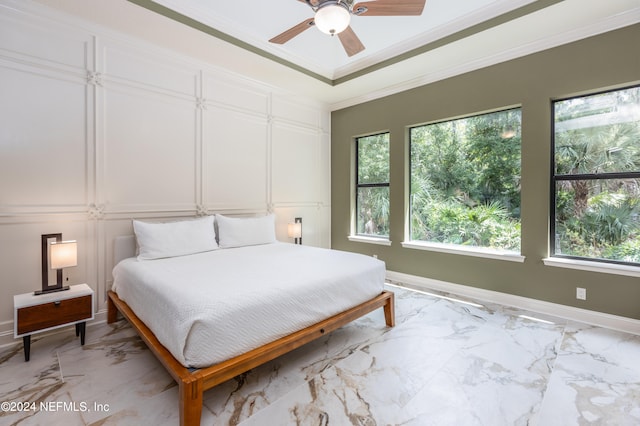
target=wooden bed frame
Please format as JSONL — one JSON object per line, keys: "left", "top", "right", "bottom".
{"left": 107, "top": 289, "right": 395, "bottom": 425}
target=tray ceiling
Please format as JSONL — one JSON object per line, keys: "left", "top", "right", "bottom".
{"left": 127, "top": 0, "right": 639, "bottom": 108}
{"left": 150, "top": 0, "right": 542, "bottom": 80}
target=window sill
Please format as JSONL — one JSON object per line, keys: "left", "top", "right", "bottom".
{"left": 348, "top": 235, "right": 392, "bottom": 246}
{"left": 543, "top": 257, "right": 640, "bottom": 278}
{"left": 401, "top": 241, "right": 525, "bottom": 263}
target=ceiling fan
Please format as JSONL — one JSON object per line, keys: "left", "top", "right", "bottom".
{"left": 269, "top": 0, "right": 426, "bottom": 57}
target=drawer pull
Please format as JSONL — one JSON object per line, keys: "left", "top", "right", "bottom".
{"left": 54, "top": 301, "right": 61, "bottom": 306}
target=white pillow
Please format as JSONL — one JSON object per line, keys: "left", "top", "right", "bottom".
{"left": 133, "top": 216, "right": 218, "bottom": 260}
{"left": 215, "top": 214, "right": 276, "bottom": 248}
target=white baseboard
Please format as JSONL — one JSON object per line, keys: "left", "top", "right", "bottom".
{"left": 386, "top": 270, "right": 640, "bottom": 336}
{"left": 0, "top": 309, "right": 108, "bottom": 349}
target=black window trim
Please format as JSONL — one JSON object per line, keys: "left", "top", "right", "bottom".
{"left": 550, "top": 84, "right": 640, "bottom": 267}
{"left": 355, "top": 132, "right": 390, "bottom": 238}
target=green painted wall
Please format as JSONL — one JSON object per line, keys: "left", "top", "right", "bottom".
{"left": 331, "top": 24, "right": 640, "bottom": 320}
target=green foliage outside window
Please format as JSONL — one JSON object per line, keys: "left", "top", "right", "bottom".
{"left": 410, "top": 108, "right": 522, "bottom": 251}
{"left": 553, "top": 86, "right": 640, "bottom": 264}
{"left": 356, "top": 133, "right": 390, "bottom": 237}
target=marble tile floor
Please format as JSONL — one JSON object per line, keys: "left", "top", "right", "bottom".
{"left": 1, "top": 283, "right": 639, "bottom": 426}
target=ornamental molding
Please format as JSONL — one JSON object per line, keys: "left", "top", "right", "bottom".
{"left": 196, "top": 98, "right": 207, "bottom": 110}
{"left": 87, "top": 71, "right": 103, "bottom": 87}
{"left": 88, "top": 203, "right": 105, "bottom": 220}
{"left": 196, "top": 204, "right": 209, "bottom": 216}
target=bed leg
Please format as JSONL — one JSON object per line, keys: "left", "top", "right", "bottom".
{"left": 179, "top": 378, "right": 203, "bottom": 426}
{"left": 107, "top": 292, "right": 118, "bottom": 324}
{"left": 383, "top": 292, "right": 395, "bottom": 327}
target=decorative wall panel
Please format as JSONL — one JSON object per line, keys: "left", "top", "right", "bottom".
{"left": 202, "top": 106, "right": 269, "bottom": 211}
{"left": 0, "top": 1, "right": 331, "bottom": 337}
{"left": 101, "top": 41, "right": 199, "bottom": 97}
{"left": 271, "top": 123, "right": 322, "bottom": 204}
{"left": 0, "top": 65, "right": 88, "bottom": 211}
{"left": 101, "top": 86, "right": 198, "bottom": 212}
{"left": 0, "top": 10, "right": 91, "bottom": 71}
{"left": 272, "top": 95, "right": 322, "bottom": 129}
{"left": 202, "top": 72, "right": 269, "bottom": 115}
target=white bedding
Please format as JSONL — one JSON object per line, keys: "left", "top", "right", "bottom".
{"left": 112, "top": 242, "right": 385, "bottom": 368}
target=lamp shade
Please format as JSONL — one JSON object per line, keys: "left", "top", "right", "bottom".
{"left": 50, "top": 240, "right": 77, "bottom": 269}
{"left": 314, "top": 4, "right": 350, "bottom": 35}
{"left": 287, "top": 222, "right": 302, "bottom": 239}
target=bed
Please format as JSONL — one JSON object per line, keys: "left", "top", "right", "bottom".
{"left": 107, "top": 215, "right": 395, "bottom": 425}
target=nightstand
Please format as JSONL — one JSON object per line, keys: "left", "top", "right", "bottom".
{"left": 14, "top": 283, "right": 94, "bottom": 361}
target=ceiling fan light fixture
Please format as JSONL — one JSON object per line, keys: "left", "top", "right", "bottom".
{"left": 314, "top": 3, "right": 351, "bottom": 36}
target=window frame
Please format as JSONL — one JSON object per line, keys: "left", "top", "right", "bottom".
{"left": 353, "top": 132, "right": 390, "bottom": 240}
{"left": 407, "top": 106, "right": 523, "bottom": 254}
{"left": 550, "top": 84, "right": 640, "bottom": 267}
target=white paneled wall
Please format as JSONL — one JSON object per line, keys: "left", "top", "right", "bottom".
{"left": 0, "top": 1, "right": 331, "bottom": 342}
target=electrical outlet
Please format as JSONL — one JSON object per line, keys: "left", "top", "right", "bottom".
{"left": 576, "top": 287, "right": 587, "bottom": 300}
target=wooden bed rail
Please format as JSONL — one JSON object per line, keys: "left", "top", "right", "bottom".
{"left": 108, "top": 290, "right": 395, "bottom": 426}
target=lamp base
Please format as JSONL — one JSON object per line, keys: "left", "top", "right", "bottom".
{"left": 34, "top": 286, "right": 70, "bottom": 296}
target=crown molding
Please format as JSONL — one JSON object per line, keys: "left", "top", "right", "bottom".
{"left": 329, "top": 10, "right": 640, "bottom": 111}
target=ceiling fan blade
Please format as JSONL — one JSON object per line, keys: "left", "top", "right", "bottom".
{"left": 353, "top": 0, "right": 426, "bottom": 16}
{"left": 269, "top": 18, "right": 315, "bottom": 44}
{"left": 338, "top": 26, "right": 365, "bottom": 57}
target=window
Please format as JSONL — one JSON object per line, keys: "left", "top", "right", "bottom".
{"left": 355, "top": 133, "right": 390, "bottom": 238}
{"left": 409, "top": 108, "right": 522, "bottom": 252}
{"left": 552, "top": 85, "right": 640, "bottom": 265}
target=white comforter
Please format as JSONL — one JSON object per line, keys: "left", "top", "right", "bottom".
{"left": 112, "top": 243, "right": 385, "bottom": 368}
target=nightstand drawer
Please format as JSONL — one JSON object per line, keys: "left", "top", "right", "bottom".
{"left": 17, "top": 295, "right": 92, "bottom": 335}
